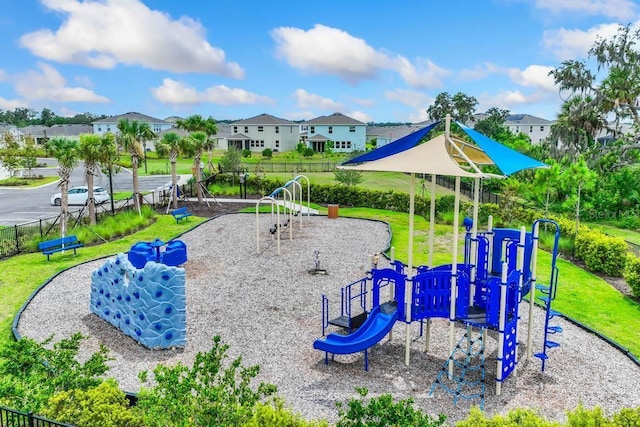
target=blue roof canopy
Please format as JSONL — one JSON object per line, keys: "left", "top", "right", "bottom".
{"left": 343, "top": 120, "right": 441, "bottom": 165}
{"left": 455, "top": 121, "right": 548, "bottom": 176}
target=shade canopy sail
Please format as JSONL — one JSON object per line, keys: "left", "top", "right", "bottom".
{"left": 455, "top": 121, "right": 548, "bottom": 176}
{"left": 340, "top": 134, "right": 489, "bottom": 178}
{"left": 343, "top": 120, "right": 441, "bottom": 164}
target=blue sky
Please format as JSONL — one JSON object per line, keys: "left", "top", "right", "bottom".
{"left": 0, "top": 0, "right": 638, "bottom": 123}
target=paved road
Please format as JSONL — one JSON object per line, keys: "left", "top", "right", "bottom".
{"left": 0, "top": 159, "right": 174, "bottom": 226}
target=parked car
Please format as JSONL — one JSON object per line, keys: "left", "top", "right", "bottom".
{"left": 50, "top": 186, "right": 111, "bottom": 206}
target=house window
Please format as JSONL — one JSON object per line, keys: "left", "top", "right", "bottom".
{"left": 244, "top": 126, "right": 248, "bottom": 133}
{"left": 275, "top": 126, "right": 279, "bottom": 134}
{"left": 98, "top": 127, "right": 102, "bottom": 132}
{"left": 260, "top": 140, "right": 265, "bottom": 147}
{"left": 258, "top": 126, "right": 263, "bottom": 132}
{"left": 275, "top": 140, "right": 280, "bottom": 148}
{"left": 329, "top": 126, "right": 333, "bottom": 134}
{"left": 153, "top": 124, "right": 162, "bottom": 132}
{"left": 234, "top": 126, "right": 238, "bottom": 133}
{"left": 529, "top": 126, "right": 533, "bottom": 133}
{"left": 310, "top": 126, "right": 315, "bottom": 133}
{"left": 540, "top": 126, "right": 544, "bottom": 131}
{"left": 347, "top": 141, "right": 352, "bottom": 149}
{"left": 106, "top": 126, "right": 111, "bottom": 132}
{"left": 349, "top": 126, "right": 356, "bottom": 132}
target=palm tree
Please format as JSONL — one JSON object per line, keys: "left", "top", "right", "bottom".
{"left": 97, "top": 133, "right": 119, "bottom": 214}
{"left": 176, "top": 115, "right": 218, "bottom": 203}
{"left": 138, "top": 122, "right": 157, "bottom": 174}
{"left": 156, "top": 132, "right": 192, "bottom": 209}
{"left": 117, "top": 119, "right": 156, "bottom": 212}
{"left": 45, "top": 137, "right": 79, "bottom": 237}
{"left": 78, "top": 134, "right": 104, "bottom": 225}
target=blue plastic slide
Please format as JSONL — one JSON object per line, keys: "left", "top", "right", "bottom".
{"left": 313, "top": 301, "right": 398, "bottom": 356}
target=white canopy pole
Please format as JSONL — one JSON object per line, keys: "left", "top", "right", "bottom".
{"left": 470, "top": 177, "right": 480, "bottom": 303}
{"left": 425, "top": 173, "right": 437, "bottom": 353}
{"left": 405, "top": 172, "right": 416, "bottom": 366}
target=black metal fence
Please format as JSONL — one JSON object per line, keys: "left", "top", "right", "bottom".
{"left": 239, "top": 161, "right": 338, "bottom": 173}
{"left": 0, "top": 406, "right": 73, "bottom": 427}
{"left": 430, "top": 175, "right": 502, "bottom": 205}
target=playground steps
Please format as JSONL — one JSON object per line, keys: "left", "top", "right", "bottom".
{"left": 328, "top": 311, "right": 368, "bottom": 331}
{"left": 533, "top": 281, "right": 562, "bottom": 371}
{"left": 429, "top": 327, "right": 486, "bottom": 409}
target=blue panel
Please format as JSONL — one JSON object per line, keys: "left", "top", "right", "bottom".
{"left": 455, "top": 121, "right": 548, "bottom": 176}
{"left": 342, "top": 121, "right": 440, "bottom": 164}
{"left": 90, "top": 253, "right": 187, "bottom": 349}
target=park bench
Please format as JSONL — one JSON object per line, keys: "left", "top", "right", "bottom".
{"left": 38, "top": 235, "right": 84, "bottom": 261}
{"left": 171, "top": 207, "right": 193, "bottom": 223}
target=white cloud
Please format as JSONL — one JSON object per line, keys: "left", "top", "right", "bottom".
{"left": 348, "top": 110, "right": 372, "bottom": 123}
{"left": 349, "top": 97, "right": 375, "bottom": 108}
{"left": 535, "top": 0, "right": 638, "bottom": 20}
{"left": 20, "top": 0, "right": 244, "bottom": 77}
{"left": 543, "top": 23, "right": 623, "bottom": 60}
{"left": 385, "top": 89, "right": 433, "bottom": 109}
{"left": 408, "top": 109, "right": 430, "bottom": 123}
{"left": 291, "top": 89, "right": 343, "bottom": 111}
{"left": 508, "top": 65, "right": 557, "bottom": 91}
{"left": 151, "top": 78, "right": 273, "bottom": 106}
{"left": 285, "top": 110, "right": 317, "bottom": 121}
{"left": 0, "top": 69, "right": 7, "bottom": 82}
{"left": 0, "top": 97, "right": 26, "bottom": 110}
{"left": 13, "top": 63, "right": 109, "bottom": 102}
{"left": 459, "top": 62, "right": 501, "bottom": 81}
{"left": 271, "top": 24, "right": 447, "bottom": 88}
{"left": 477, "top": 89, "right": 550, "bottom": 113}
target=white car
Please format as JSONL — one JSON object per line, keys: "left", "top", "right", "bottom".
{"left": 50, "top": 186, "right": 111, "bottom": 206}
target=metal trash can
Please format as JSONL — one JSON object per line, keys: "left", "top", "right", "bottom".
{"left": 328, "top": 204, "right": 339, "bottom": 219}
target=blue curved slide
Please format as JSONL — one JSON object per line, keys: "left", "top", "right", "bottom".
{"left": 313, "top": 301, "right": 398, "bottom": 369}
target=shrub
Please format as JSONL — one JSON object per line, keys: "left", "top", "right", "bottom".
{"left": 242, "top": 399, "right": 328, "bottom": 427}
{"left": 335, "top": 388, "right": 446, "bottom": 427}
{"left": 42, "top": 381, "right": 143, "bottom": 427}
{"left": 242, "top": 149, "right": 252, "bottom": 158}
{"left": 262, "top": 148, "right": 273, "bottom": 159}
{"left": 623, "top": 255, "right": 640, "bottom": 297}
{"left": 574, "top": 230, "right": 628, "bottom": 276}
{"left": 303, "top": 147, "right": 315, "bottom": 158}
{"left": 456, "top": 406, "right": 558, "bottom": 426}
{"left": 137, "top": 335, "right": 277, "bottom": 427}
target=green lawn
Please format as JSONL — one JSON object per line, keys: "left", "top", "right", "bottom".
{"left": 0, "top": 176, "right": 59, "bottom": 188}
{"left": 587, "top": 222, "right": 640, "bottom": 245}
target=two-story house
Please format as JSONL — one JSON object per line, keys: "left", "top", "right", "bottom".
{"left": 92, "top": 112, "right": 173, "bottom": 137}
{"left": 504, "top": 114, "right": 555, "bottom": 144}
{"left": 301, "top": 112, "right": 366, "bottom": 152}
{"left": 227, "top": 113, "right": 299, "bottom": 152}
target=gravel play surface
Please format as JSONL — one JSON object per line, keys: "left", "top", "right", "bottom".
{"left": 16, "top": 213, "right": 640, "bottom": 425}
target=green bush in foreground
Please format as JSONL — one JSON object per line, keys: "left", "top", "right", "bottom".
{"left": 623, "top": 255, "right": 640, "bottom": 297}
{"left": 336, "top": 387, "right": 446, "bottom": 427}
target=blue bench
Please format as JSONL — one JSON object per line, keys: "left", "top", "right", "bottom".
{"left": 171, "top": 207, "right": 193, "bottom": 223}
{"left": 38, "top": 235, "right": 84, "bottom": 261}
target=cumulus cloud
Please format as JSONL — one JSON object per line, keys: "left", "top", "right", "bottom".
{"left": 0, "top": 97, "right": 25, "bottom": 110}
{"left": 535, "top": 0, "right": 638, "bottom": 20}
{"left": 385, "top": 89, "right": 433, "bottom": 109}
{"left": 348, "top": 110, "right": 372, "bottom": 123}
{"left": 291, "top": 89, "right": 343, "bottom": 111}
{"left": 477, "top": 89, "right": 551, "bottom": 113}
{"left": 13, "top": 63, "right": 109, "bottom": 102}
{"left": 271, "top": 24, "right": 446, "bottom": 88}
{"left": 20, "top": 0, "right": 244, "bottom": 77}
{"left": 458, "top": 62, "right": 502, "bottom": 81}
{"left": 543, "top": 23, "right": 624, "bottom": 60}
{"left": 508, "top": 65, "right": 557, "bottom": 91}
{"left": 151, "top": 78, "right": 273, "bottom": 106}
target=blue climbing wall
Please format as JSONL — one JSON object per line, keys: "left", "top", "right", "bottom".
{"left": 90, "top": 253, "right": 186, "bottom": 349}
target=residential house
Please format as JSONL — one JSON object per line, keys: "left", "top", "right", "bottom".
{"left": 92, "top": 112, "right": 173, "bottom": 137}
{"left": 227, "top": 113, "right": 299, "bottom": 152}
{"left": 504, "top": 114, "right": 555, "bottom": 144}
{"left": 18, "top": 124, "right": 92, "bottom": 145}
{"left": 301, "top": 113, "right": 366, "bottom": 152}
{"left": 366, "top": 124, "right": 426, "bottom": 149}
{"left": 0, "top": 123, "right": 24, "bottom": 144}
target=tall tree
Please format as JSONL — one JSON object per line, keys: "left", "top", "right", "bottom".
{"left": 155, "top": 132, "right": 192, "bottom": 209}
{"left": 427, "top": 92, "right": 478, "bottom": 123}
{"left": 116, "top": 119, "right": 153, "bottom": 212}
{"left": 549, "top": 24, "right": 640, "bottom": 169}
{"left": 560, "top": 157, "right": 597, "bottom": 235}
{"left": 176, "top": 115, "right": 218, "bottom": 202}
{"left": 138, "top": 122, "right": 156, "bottom": 174}
{"left": 473, "top": 107, "right": 510, "bottom": 139}
{"left": 45, "top": 137, "right": 79, "bottom": 237}
{"left": 98, "top": 133, "right": 119, "bottom": 214}
{"left": 78, "top": 134, "right": 105, "bottom": 225}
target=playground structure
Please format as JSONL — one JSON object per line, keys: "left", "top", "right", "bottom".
{"left": 315, "top": 114, "right": 559, "bottom": 408}
{"left": 314, "top": 215, "right": 561, "bottom": 407}
{"left": 256, "top": 175, "right": 311, "bottom": 255}
{"left": 90, "top": 252, "right": 187, "bottom": 349}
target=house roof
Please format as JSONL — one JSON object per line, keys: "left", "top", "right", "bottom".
{"left": 227, "top": 133, "right": 250, "bottom": 140}
{"left": 93, "top": 112, "right": 170, "bottom": 124}
{"left": 505, "top": 113, "right": 554, "bottom": 125}
{"left": 231, "top": 113, "right": 297, "bottom": 125}
{"left": 46, "top": 124, "right": 93, "bottom": 137}
{"left": 367, "top": 125, "right": 424, "bottom": 140}
{"left": 163, "top": 116, "right": 184, "bottom": 123}
{"left": 303, "top": 112, "right": 364, "bottom": 126}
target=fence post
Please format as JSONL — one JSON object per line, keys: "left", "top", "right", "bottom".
{"left": 28, "top": 411, "right": 35, "bottom": 427}
{"left": 14, "top": 225, "right": 19, "bottom": 254}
